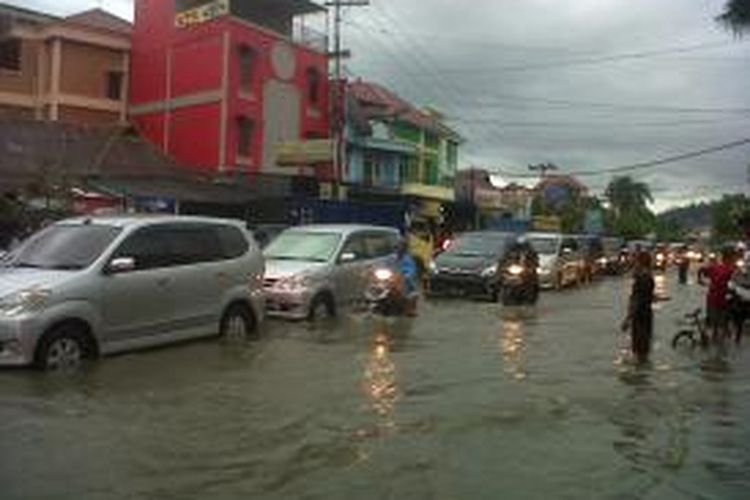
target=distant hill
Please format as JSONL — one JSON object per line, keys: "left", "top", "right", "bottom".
{"left": 658, "top": 203, "right": 712, "bottom": 232}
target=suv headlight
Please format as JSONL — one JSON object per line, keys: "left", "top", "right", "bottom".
{"left": 0, "top": 288, "right": 52, "bottom": 317}
{"left": 481, "top": 265, "right": 498, "bottom": 277}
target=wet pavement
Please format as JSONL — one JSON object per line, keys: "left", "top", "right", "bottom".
{"left": 2, "top": 273, "right": 750, "bottom": 499}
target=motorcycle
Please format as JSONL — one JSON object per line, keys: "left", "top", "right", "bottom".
{"left": 364, "top": 267, "right": 419, "bottom": 317}
{"left": 501, "top": 261, "right": 539, "bottom": 306}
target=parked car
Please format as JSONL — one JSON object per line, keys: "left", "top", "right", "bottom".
{"left": 527, "top": 232, "right": 585, "bottom": 289}
{"left": 0, "top": 216, "right": 265, "bottom": 370}
{"left": 428, "top": 231, "right": 515, "bottom": 300}
{"left": 263, "top": 224, "right": 401, "bottom": 320}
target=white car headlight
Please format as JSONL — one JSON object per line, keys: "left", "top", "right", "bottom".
{"left": 507, "top": 264, "right": 524, "bottom": 276}
{"left": 374, "top": 268, "right": 394, "bottom": 281}
{"left": 428, "top": 261, "right": 438, "bottom": 274}
{"left": 481, "top": 265, "right": 498, "bottom": 277}
{"left": 0, "top": 288, "right": 52, "bottom": 317}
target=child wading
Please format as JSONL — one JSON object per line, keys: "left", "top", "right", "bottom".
{"left": 622, "top": 252, "right": 655, "bottom": 364}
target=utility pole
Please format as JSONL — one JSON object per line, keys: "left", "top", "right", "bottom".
{"left": 528, "top": 162, "right": 558, "bottom": 181}
{"left": 325, "top": 0, "right": 368, "bottom": 201}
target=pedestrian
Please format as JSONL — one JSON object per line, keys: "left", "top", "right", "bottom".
{"left": 621, "top": 251, "right": 656, "bottom": 364}
{"left": 677, "top": 246, "right": 690, "bottom": 284}
{"left": 698, "top": 247, "right": 737, "bottom": 342}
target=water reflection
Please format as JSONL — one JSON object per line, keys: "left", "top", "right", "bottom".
{"left": 362, "top": 323, "right": 399, "bottom": 428}
{"left": 500, "top": 318, "right": 527, "bottom": 381}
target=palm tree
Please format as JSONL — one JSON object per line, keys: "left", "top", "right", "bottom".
{"left": 717, "top": 0, "right": 750, "bottom": 36}
{"left": 605, "top": 176, "right": 653, "bottom": 218}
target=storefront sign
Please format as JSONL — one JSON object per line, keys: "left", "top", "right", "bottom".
{"left": 276, "top": 140, "right": 334, "bottom": 166}
{"left": 175, "top": 0, "right": 229, "bottom": 29}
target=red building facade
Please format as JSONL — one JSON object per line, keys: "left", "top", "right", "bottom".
{"left": 129, "top": 0, "right": 331, "bottom": 190}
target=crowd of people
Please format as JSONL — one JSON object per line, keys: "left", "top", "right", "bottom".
{"left": 622, "top": 243, "right": 750, "bottom": 364}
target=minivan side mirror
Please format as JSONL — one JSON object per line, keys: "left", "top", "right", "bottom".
{"left": 339, "top": 252, "right": 356, "bottom": 264}
{"left": 106, "top": 257, "right": 136, "bottom": 274}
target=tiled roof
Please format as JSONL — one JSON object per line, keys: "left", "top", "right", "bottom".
{"left": 348, "top": 80, "right": 446, "bottom": 133}
{"left": 63, "top": 8, "right": 131, "bottom": 35}
{"left": 0, "top": 120, "right": 182, "bottom": 183}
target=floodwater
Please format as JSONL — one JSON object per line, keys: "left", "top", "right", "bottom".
{"left": 2, "top": 273, "right": 749, "bottom": 499}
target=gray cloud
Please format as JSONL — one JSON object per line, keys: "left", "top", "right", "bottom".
{"left": 7, "top": 0, "right": 750, "bottom": 209}
{"left": 344, "top": 0, "right": 750, "bottom": 209}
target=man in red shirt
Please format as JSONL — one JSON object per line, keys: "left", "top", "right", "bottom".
{"left": 699, "top": 248, "right": 737, "bottom": 341}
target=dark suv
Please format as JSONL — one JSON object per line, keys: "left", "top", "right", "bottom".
{"left": 428, "top": 231, "right": 515, "bottom": 300}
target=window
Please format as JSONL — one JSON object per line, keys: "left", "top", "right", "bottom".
{"left": 306, "top": 67, "right": 321, "bottom": 105}
{"left": 236, "top": 117, "right": 254, "bottom": 157}
{"left": 175, "top": 0, "right": 213, "bottom": 12}
{"left": 106, "top": 71, "right": 124, "bottom": 100}
{"left": 113, "top": 224, "right": 224, "bottom": 270}
{"left": 215, "top": 225, "right": 249, "bottom": 259}
{"left": 113, "top": 228, "right": 172, "bottom": 271}
{"left": 11, "top": 224, "right": 121, "bottom": 270}
{"left": 340, "top": 235, "right": 368, "bottom": 262}
{"left": 0, "top": 38, "right": 21, "bottom": 71}
{"left": 363, "top": 232, "right": 398, "bottom": 259}
{"left": 238, "top": 44, "right": 255, "bottom": 92}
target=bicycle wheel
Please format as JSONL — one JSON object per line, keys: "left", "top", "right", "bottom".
{"left": 672, "top": 330, "right": 697, "bottom": 349}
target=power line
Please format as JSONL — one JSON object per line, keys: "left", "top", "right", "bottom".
{"left": 345, "top": 19, "right": 750, "bottom": 74}
{"left": 448, "top": 116, "right": 750, "bottom": 128}
{"left": 489, "top": 137, "right": 750, "bottom": 179}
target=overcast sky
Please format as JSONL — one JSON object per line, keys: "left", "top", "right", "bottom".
{"left": 9, "top": 0, "right": 750, "bottom": 211}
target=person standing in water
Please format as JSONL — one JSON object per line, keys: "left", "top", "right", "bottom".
{"left": 621, "top": 252, "right": 656, "bottom": 364}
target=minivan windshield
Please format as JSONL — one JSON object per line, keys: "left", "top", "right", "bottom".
{"left": 8, "top": 224, "right": 122, "bottom": 271}
{"left": 529, "top": 237, "right": 560, "bottom": 256}
{"left": 448, "top": 234, "right": 507, "bottom": 257}
{"left": 264, "top": 231, "right": 341, "bottom": 263}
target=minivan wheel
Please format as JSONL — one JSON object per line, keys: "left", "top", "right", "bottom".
{"left": 36, "top": 325, "right": 88, "bottom": 371}
{"left": 309, "top": 295, "right": 335, "bottom": 321}
{"left": 220, "top": 304, "right": 256, "bottom": 340}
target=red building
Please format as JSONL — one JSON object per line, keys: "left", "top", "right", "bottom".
{"left": 129, "top": 0, "right": 331, "bottom": 195}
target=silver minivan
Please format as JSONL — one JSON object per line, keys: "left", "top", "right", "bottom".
{"left": 527, "top": 232, "right": 585, "bottom": 289}
{"left": 263, "top": 225, "right": 401, "bottom": 320}
{"left": 0, "top": 216, "right": 265, "bottom": 369}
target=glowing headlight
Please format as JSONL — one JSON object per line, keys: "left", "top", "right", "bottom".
{"left": 0, "top": 288, "right": 52, "bottom": 317}
{"left": 374, "top": 268, "right": 394, "bottom": 281}
{"left": 656, "top": 254, "right": 665, "bottom": 262}
{"left": 276, "top": 275, "right": 312, "bottom": 292}
{"left": 597, "top": 257, "right": 608, "bottom": 265}
{"left": 737, "top": 259, "right": 745, "bottom": 269}
{"left": 507, "top": 264, "right": 524, "bottom": 276}
{"left": 481, "top": 265, "right": 498, "bottom": 277}
{"left": 428, "top": 261, "right": 438, "bottom": 274}
{"left": 537, "top": 266, "right": 551, "bottom": 275}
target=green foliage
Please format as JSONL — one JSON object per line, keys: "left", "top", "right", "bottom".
{"left": 605, "top": 176, "right": 655, "bottom": 239}
{"left": 717, "top": 0, "right": 750, "bottom": 35}
{"left": 712, "top": 194, "right": 750, "bottom": 243}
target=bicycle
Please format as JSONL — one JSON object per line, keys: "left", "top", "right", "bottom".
{"left": 671, "top": 309, "right": 709, "bottom": 349}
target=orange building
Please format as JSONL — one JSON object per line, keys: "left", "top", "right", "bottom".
{"left": 0, "top": 4, "right": 130, "bottom": 125}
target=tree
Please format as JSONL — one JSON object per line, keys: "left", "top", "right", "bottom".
{"left": 712, "top": 194, "right": 750, "bottom": 242}
{"left": 605, "top": 176, "right": 655, "bottom": 239}
{"left": 717, "top": 0, "right": 750, "bottom": 35}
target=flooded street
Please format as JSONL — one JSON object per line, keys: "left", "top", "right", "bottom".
{"left": 2, "top": 274, "right": 750, "bottom": 500}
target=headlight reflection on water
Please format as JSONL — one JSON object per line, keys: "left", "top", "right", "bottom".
{"left": 363, "top": 332, "right": 399, "bottom": 424}
{"left": 500, "top": 319, "right": 527, "bottom": 381}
